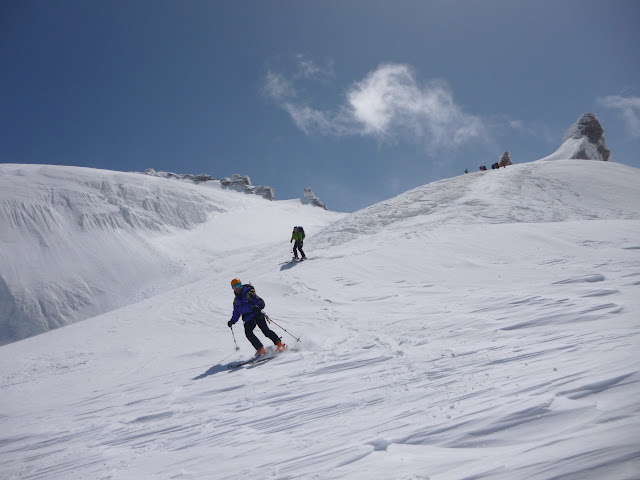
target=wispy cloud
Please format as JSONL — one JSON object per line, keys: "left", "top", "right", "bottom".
{"left": 264, "top": 71, "right": 297, "bottom": 102}
{"left": 293, "top": 54, "right": 335, "bottom": 81}
{"left": 597, "top": 95, "right": 640, "bottom": 138}
{"left": 264, "top": 61, "right": 485, "bottom": 152}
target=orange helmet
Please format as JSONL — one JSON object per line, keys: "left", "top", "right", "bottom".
{"left": 230, "top": 278, "right": 242, "bottom": 288}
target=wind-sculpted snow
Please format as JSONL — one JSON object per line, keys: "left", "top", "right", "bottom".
{"left": 0, "top": 165, "right": 225, "bottom": 343}
{"left": 315, "top": 160, "right": 640, "bottom": 247}
{"left": 0, "top": 164, "right": 341, "bottom": 344}
{"left": 0, "top": 166, "right": 223, "bottom": 234}
{"left": 0, "top": 216, "right": 639, "bottom": 479}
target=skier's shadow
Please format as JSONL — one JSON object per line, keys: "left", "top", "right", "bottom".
{"left": 280, "top": 261, "right": 300, "bottom": 271}
{"left": 192, "top": 364, "right": 229, "bottom": 380}
{"left": 280, "top": 259, "right": 309, "bottom": 271}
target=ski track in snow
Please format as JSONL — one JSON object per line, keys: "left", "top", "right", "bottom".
{"left": 1, "top": 161, "right": 640, "bottom": 479}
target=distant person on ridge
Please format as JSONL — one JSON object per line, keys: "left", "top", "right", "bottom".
{"left": 227, "top": 278, "right": 286, "bottom": 355}
{"left": 290, "top": 226, "right": 306, "bottom": 260}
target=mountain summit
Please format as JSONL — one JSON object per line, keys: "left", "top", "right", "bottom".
{"left": 541, "top": 112, "right": 611, "bottom": 162}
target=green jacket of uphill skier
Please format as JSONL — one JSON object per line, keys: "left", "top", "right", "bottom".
{"left": 290, "top": 226, "right": 306, "bottom": 260}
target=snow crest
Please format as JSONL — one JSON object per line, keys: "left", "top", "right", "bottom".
{"left": 315, "top": 160, "right": 640, "bottom": 247}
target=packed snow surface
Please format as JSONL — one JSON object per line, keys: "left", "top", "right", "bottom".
{"left": 1, "top": 160, "right": 639, "bottom": 479}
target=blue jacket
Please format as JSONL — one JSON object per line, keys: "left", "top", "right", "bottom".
{"left": 229, "top": 284, "right": 266, "bottom": 325}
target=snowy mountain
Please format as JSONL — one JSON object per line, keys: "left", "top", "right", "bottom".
{"left": 1, "top": 159, "right": 639, "bottom": 479}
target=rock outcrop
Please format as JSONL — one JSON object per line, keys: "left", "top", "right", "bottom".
{"left": 301, "top": 187, "right": 328, "bottom": 210}
{"left": 540, "top": 113, "right": 611, "bottom": 162}
{"left": 141, "top": 169, "right": 327, "bottom": 206}
{"left": 143, "top": 168, "right": 215, "bottom": 183}
{"left": 219, "top": 174, "right": 275, "bottom": 200}
{"left": 142, "top": 169, "right": 275, "bottom": 201}
{"left": 499, "top": 151, "right": 513, "bottom": 167}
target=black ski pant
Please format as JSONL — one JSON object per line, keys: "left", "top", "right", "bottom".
{"left": 293, "top": 240, "right": 305, "bottom": 258}
{"left": 244, "top": 312, "right": 280, "bottom": 350}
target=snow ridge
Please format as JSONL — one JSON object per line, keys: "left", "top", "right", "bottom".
{"left": 315, "top": 160, "right": 640, "bottom": 247}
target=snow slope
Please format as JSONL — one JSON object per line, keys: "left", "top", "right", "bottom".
{"left": 1, "top": 160, "right": 639, "bottom": 479}
{"left": 0, "top": 164, "right": 343, "bottom": 344}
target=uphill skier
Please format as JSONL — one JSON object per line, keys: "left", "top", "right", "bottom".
{"left": 227, "top": 278, "right": 286, "bottom": 356}
{"left": 290, "top": 226, "right": 306, "bottom": 260}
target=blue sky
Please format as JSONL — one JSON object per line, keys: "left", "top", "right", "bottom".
{"left": 1, "top": 1, "right": 639, "bottom": 212}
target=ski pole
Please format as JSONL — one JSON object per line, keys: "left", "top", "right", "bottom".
{"left": 217, "top": 350, "right": 237, "bottom": 365}
{"left": 264, "top": 313, "right": 301, "bottom": 342}
{"left": 192, "top": 349, "right": 237, "bottom": 380}
{"left": 230, "top": 325, "right": 240, "bottom": 350}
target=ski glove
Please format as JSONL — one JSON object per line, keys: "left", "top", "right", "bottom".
{"left": 252, "top": 306, "right": 262, "bottom": 314}
{"left": 227, "top": 320, "right": 234, "bottom": 328}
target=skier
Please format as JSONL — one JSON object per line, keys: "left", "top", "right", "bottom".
{"left": 227, "top": 278, "right": 286, "bottom": 355}
{"left": 290, "top": 226, "right": 306, "bottom": 260}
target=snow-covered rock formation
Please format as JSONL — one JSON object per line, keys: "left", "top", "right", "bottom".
{"left": 141, "top": 169, "right": 327, "bottom": 205}
{"left": 540, "top": 113, "right": 611, "bottom": 162}
{"left": 219, "top": 174, "right": 275, "bottom": 200}
{"left": 142, "top": 168, "right": 215, "bottom": 183}
{"left": 499, "top": 151, "right": 513, "bottom": 167}
{"left": 300, "top": 187, "right": 328, "bottom": 210}
{"left": 141, "top": 169, "right": 275, "bottom": 201}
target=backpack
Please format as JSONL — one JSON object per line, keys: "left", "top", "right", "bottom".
{"left": 298, "top": 226, "right": 305, "bottom": 239}
{"left": 234, "top": 284, "right": 266, "bottom": 310}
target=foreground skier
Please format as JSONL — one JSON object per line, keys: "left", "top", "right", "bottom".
{"left": 227, "top": 278, "right": 286, "bottom": 355}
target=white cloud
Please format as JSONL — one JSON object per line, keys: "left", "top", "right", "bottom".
{"left": 264, "top": 71, "right": 297, "bottom": 102}
{"left": 264, "top": 62, "right": 485, "bottom": 151}
{"left": 346, "top": 65, "right": 484, "bottom": 147}
{"left": 597, "top": 95, "right": 640, "bottom": 138}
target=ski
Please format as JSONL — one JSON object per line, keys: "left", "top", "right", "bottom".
{"left": 228, "top": 348, "right": 286, "bottom": 369}
{"left": 280, "top": 258, "right": 304, "bottom": 266}
{"left": 228, "top": 354, "right": 275, "bottom": 369}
